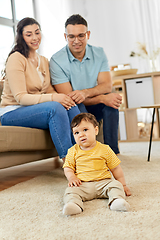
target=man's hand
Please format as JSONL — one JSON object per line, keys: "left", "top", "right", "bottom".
{"left": 102, "top": 93, "right": 122, "bottom": 109}
{"left": 68, "top": 176, "right": 82, "bottom": 187}
{"left": 68, "top": 89, "right": 89, "bottom": 104}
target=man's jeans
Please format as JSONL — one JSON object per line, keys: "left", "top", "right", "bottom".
{"left": 78, "top": 103, "right": 119, "bottom": 154}
{"left": 1, "top": 102, "right": 80, "bottom": 158}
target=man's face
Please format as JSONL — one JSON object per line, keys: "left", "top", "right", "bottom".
{"left": 64, "top": 24, "right": 90, "bottom": 58}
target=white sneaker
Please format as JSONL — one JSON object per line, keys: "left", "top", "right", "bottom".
{"left": 110, "top": 199, "right": 130, "bottom": 212}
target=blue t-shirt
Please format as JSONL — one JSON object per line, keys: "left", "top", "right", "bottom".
{"left": 49, "top": 44, "right": 110, "bottom": 91}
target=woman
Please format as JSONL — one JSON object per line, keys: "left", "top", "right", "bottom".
{"left": 0, "top": 17, "right": 80, "bottom": 161}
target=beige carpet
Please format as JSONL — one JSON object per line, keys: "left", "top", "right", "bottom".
{"left": 0, "top": 141, "right": 160, "bottom": 240}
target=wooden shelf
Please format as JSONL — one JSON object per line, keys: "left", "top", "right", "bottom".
{"left": 112, "top": 71, "right": 160, "bottom": 141}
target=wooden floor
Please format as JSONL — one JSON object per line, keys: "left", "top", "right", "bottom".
{"left": 0, "top": 157, "right": 62, "bottom": 191}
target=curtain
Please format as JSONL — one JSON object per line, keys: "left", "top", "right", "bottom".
{"left": 133, "top": 0, "right": 160, "bottom": 72}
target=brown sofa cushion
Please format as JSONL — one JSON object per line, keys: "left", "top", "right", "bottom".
{"left": 0, "top": 126, "right": 55, "bottom": 152}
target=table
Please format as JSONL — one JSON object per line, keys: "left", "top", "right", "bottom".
{"left": 141, "top": 104, "right": 160, "bottom": 161}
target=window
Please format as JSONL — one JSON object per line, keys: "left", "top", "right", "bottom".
{"left": 0, "top": 0, "right": 12, "bottom": 19}
{"left": 15, "top": 0, "right": 34, "bottom": 20}
{"left": 0, "top": 0, "right": 36, "bottom": 77}
{"left": 0, "top": 25, "right": 14, "bottom": 74}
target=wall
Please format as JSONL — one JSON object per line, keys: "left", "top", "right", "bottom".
{"left": 35, "top": 0, "right": 69, "bottom": 58}
{"left": 35, "top": 0, "right": 159, "bottom": 73}
{"left": 66, "top": 0, "right": 137, "bottom": 67}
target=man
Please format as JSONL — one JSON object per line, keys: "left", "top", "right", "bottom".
{"left": 49, "top": 14, "right": 122, "bottom": 154}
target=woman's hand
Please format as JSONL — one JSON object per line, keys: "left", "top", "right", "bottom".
{"left": 52, "top": 93, "right": 76, "bottom": 110}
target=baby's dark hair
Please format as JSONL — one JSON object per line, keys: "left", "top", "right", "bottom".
{"left": 71, "top": 113, "right": 98, "bottom": 131}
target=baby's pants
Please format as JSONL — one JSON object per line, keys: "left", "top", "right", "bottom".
{"left": 63, "top": 179, "right": 125, "bottom": 210}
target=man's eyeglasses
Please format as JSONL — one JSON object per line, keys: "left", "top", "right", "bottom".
{"left": 66, "top": 31, "right": 88, "bottom": 42}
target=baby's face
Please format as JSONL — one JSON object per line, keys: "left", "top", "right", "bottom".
{"left": 72, "top": 120, "right": 98, "bottom": 150}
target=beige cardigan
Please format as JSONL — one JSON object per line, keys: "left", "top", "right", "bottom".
{"left": 1, "top": 51, "right": 55, "bottom": 107}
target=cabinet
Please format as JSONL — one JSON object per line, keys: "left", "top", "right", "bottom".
{"left": 112, "top": 71, "right": 160, "bottom": 142}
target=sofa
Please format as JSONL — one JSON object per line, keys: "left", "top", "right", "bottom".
{"left": 0, "top": 80, "right": 59, "bottom": 170}
{"left": 0, "top": 123, "right": 104, "bottom": 170}
{"left": 0, "top": 80, "right": 103, "bottom": 170}
{"left": 0, "top": 124, "right": 59, "bottom": 169}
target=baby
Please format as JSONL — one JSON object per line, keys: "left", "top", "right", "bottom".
{"left": 63, "top": 113, "right": 131, "bottom": 216}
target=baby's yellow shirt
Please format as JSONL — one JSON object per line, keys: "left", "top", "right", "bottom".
{"left": 63, "top": 141, "right": 121, "bottom": 181}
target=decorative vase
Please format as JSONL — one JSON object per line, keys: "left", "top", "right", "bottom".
{"left": 149, "top": 58, "right": 157, "bottom": 72}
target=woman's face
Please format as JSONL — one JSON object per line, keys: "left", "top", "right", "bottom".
{"left": 22, "top": 24, "right": 41, "bottom": 51}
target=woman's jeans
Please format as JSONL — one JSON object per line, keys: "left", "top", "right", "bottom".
{"left": 1, "top": 102, "right": 80, "bottom": 158}
{"left": 78, "top": 103, "right": 119, "bottom": 154}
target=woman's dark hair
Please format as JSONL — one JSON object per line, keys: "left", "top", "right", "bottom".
{"left": 65, "top": 14, "right": 88, "bottom": 28}
{"left": 71, "top": 113, "right": 98, "bottom": 131}
{"left": 8, "top": 17, "right": 41, "bottom": 59}
{"left": 1, "top": 18, "right": 41, "bottom": 78}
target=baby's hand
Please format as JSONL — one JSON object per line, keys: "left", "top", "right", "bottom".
{"left": 124, "top": 185, "right": 131, "bottom": 196}
{"left": 68, "top": 177, "right": 82, "bottom": 187}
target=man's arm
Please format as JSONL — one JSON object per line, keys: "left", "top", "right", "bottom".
{"left": 83, "top": 93, "right": 122, "bottom": 109}
{"left": 68, "top": 71, "right": 112, "bottom": 102}
{"left": 54, "top": 72, "right": 111, "bottom": 95}
{"left": 53, "top": 72, "right": 122, "bottom": 109}
{"left": 54, "top": 82, "right": 73, "bottom": 94}
{"left": 86, "top": 71, "right": 112, "bottom": 97}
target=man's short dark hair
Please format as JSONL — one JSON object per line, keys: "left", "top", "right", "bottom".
{"left": 65, "top": 14, "right": 88, "bottom": 28}
{"left": 71, "top": 113, "right": 98, "bottom": 131}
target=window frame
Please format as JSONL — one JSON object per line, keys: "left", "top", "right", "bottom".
{"left": 0, "top": 0, "right": 36, "bottom": 78}
{"left": 0, "top": 0, "right": 36, "bottom": 35}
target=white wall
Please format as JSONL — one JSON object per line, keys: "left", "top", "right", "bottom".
{"left": 35, "top": 0, "right": 159, "bottom": 73}
{"left": 35, "top": 0, "right": 69, "bottom": 58}
{"left": 67, "top": 0, "right": 140, "bottom": 68}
